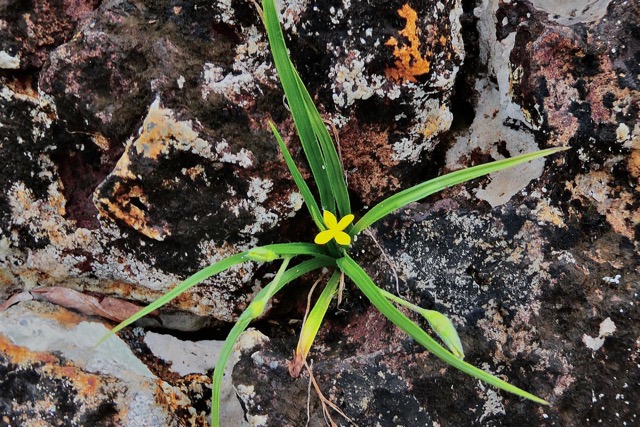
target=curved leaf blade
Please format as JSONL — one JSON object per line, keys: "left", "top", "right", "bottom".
{"left": 379, "top": 288, "right": 464, "bottom": 359}
{"left": 293, "top": 69, "right": 351, "bottom": 217}
{"left": 290, "top": 270, "right": 339, "bottom": 377}
{"left": 269, "top": 121, "right": 324, "bottom": 230}
{"left": 352, "top": 147, "right": 567, "bottom": 235}
{"left": 263, "top": 0, "right": 334, "bottom": 212}
{"left": 337, "top": 255, "right": 549, "bottom": 405}
{"left": 211, "top": 256, "right": 334, "bottom": 427}
{"left": 97, "top": 243, "right": 332, "bottom": 345}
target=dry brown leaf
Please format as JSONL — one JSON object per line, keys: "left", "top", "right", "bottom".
{"left": 31, "top": 287, "right": 148, "bottom": 322}
{"left": 0, "top": 291, "right": 34, "bottom": 311}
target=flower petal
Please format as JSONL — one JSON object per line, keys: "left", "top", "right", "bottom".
{"left": 333, "top": 231, "right": 351, "bottom": 246}
{"left": 323, "top": 210, "right": 338, "bottom": 228}
{"left": 314, "top": 230, "right": 335, "bottom": 245}
{"left": 336, "top": 214, "right": 355, "bottom": 230}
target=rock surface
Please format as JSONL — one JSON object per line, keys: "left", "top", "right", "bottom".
{"left": 1, "top": 0, "right": 638, "bottom": 426}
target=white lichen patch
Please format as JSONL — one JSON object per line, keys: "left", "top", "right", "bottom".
{"left": 602, "top": 274, "right": 622, "bottom": 284}
{"left": 214, "top": 141, "right": 253, "bottom": 168}
{"left": 616, "top": 123, "right": 630, "bottom": 142}
{"left": 240, "top": 202, "right": 279, "bottom": 235}
{"left": 276, "top": 0, "right": 310, "bottom": 32}
{"left": 530, "top": 0, "right": 612, "bottom": 25}
{"left": 583, "top": 317, "right": 617, "bottom": 351}
{"left": 329, "top": 49, "right": 387, "bottom": 108}
{"left": 447, "top": 79, "right": 547, "bottom": 207}
{"left": 0, "top": 51, "right": 20, "bottom": 69}
{"left": 246, "top": 177, "right": 273, "bottom": 204}
{"left": 213, "top": 0, "right": 235, "bottom": 24}
{"left": 201, "top": 25, "right": 274, "bottom": 107}
{"left": 392, "top": 97, "right": 454, "bottom": 162}
{"left": 288, "top": 192, "right": 303, "bottom": 214}
{"left": 477, "top": 382, "right": 506, "bottom": 423}
{"left": 241, "top": 179, "right": 280, "bottom": 233}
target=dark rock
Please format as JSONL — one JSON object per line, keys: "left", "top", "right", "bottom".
{"left": 0, "top": 0, "right": 99, "bottom": 70}
{"left": 0, "top": 0, "right": 638, "bottom": 425}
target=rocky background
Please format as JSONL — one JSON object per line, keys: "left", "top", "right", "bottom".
{"left": 0, "top": 0, "right": 638, "bottom": 426}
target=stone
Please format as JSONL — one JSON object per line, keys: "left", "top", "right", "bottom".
{"left": 1, "top": 0, "right": 639, "bottom": 425}
{"left": 0, "top": 301, "right": 268, "bottom": 426}
{"left": 0, "top": 302, "right": 177, "bottom": 426}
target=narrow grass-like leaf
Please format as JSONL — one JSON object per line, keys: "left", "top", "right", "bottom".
{"left": 269, "top": 121, "right": 324, "bottom": 230}
{"left": 293, "top": 69, "right": 351, "bottom": 217}
{"left": 337, "top": 255, "right": 549, "bottom": 405}
{"left": 97, "top": 243, "right": 332, "bottom": 345}
{"left": 211, "top": 256, "right": 334, "bottom": 427}
{"left": 352, "top": 147, "right": 567, "bottom": 235}
{"left": 290, "top": 270, "right": 340, "bottom": 377}
{"left": 380, "top": 288, "right": 464, "bottom": 359}
{"left": 211, "top": 257, "right": 291, "bottom": 427}
{"left": 263, "top": 0, "right": 334, "bottom": 212}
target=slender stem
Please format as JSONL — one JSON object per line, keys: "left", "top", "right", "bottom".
{"left": 379, "top": 288, "right": 422, "bottom": 313}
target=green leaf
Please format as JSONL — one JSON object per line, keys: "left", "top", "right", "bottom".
{"left": 211, "top": 256, "right": 334, "bottom": 427}
{"left": 337, "top": 255, "right": 549, "bottom": 405}
{"left": 263, "top": 0, "right": 334, "bottom": 212}
{"left": 269, "top": 121, "right": 324, "bottom": 230}
{"left": 351, "top": 147, "right": 567, "bottom": 235}
{"left": 247, "top": 247, "right": 280, "bottom": 262}
{"left": 379, "top": 288, "right": 464, "bottom": 359}
{"left": 421, "top": 309, "right": 465, "bottom": 359}
{"left": 292, "top": 69, "right": 351, "bottom": 218}
{"left": 96, "top": 243, "right": 332, "bottom": 345}
{"left": 290, "top": 270, "right": 340, "bottom": 377}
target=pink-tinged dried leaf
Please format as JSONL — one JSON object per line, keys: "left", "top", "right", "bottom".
{"left": 0, "top": 291, "right": 34, "bottom": 311}
{"left": 94, "top": 295, "right": 153, "bottom": 323}
{"left": 31, "top": 287, "right": 148, "bottom": 322}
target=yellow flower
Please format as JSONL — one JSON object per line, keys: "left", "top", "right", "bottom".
{"left": 314, "top": 210, "right": 354, "bottom": 246}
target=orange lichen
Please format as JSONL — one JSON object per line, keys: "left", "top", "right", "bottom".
{"left": 0, "top": 335, "right": 57, "bottom": 365}
{"left": 0, "top": 335, "right": 103, "bottom": 399}
{"left": 95, "top": 183, "right": 169, "bottom": 241}
{"left": 385, "top": 4, "right": 431, "bottom": 83}
{"left": 93, "top": 100, "right": 214, "bottom": 240}
{"left": 421, "top": 112, "right": 445, "bottom": 138}
{"left": 569, "top": 171, "right": 640, "bottom": 240}
{"left": 629, "top": 134, "right": 640, "bottom": 182}
{"left": 36, "top": 303, "right": 88, "bottom": 326}
{"left": 629, "top": 149, "right": 640, "bottom": 180}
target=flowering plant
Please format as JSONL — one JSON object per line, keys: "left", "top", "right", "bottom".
{"left": 100, "top": 1, "right": 565, "bottom": 425}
